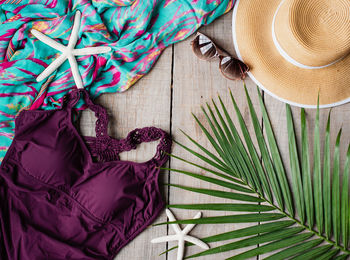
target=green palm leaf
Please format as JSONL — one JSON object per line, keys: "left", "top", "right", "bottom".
{"left": 333, "top": 129, "right": 342, "bottom": 244}
{"left": 313, "top": 97, "right": 324, "bottom": 234}
{"left": 342, "top": 145, "right": 350, "bottom": 249}
{"left": 156, "top": 213, "right": 284, "bottom": 226}
{"left": 167, "top": 203, "right": 274, "bottom": 212}
{"left": 257, "top": 89, "right": 292, "bottom": 213}
{"left": 264, "top": 238, "right": 323, "bottom": 259}
{"left": 185, "top": 227, "right": 305, "bottom": 258}
{"left": 162, "top": 168, "right": 253, "bottom": 193}
{"left": 159, "top": 221, "right": 299, "bottom": 257}
{"left": 286, "top": 104, "right": 305, "bottom": 222}
{"left": 292, "top": 245, "right": 333, "bottom": 260}
{"left": 219, "top": 94, "right": 272, "bottom": 201}
{"left": 154, "top": 86, "right": 350, "bottom": 259}
{"left": 324, "top": 112, "right": 332, "bottom": 238}
{"left": 301, "top": 108, "right": 314, "bottom": 228}
{"left": 158, "top": 221, "right": 296, "bottom": 256}
{"left": 226, "top": 232, "right": 312, "bottom": 260}
{"left": 165, "top": 183, "right": 262, "bottom": 202}
{"left": 242, "top": 88, "right": 284, "bottom": 208}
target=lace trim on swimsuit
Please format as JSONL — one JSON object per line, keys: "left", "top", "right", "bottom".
{"left": 64, "top": 89, "right": 171, "bottom": 164}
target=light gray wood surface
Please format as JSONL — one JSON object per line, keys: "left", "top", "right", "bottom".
{"left": 80, "top": 10, "right": 350, "bottom": 260}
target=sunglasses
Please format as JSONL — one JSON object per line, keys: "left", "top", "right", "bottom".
{"left": 191, "top": 32, "right": 249, "bottom": 80}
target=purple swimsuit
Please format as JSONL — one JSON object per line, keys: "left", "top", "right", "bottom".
{"left": 0, "top": 89, "right": 171, "bottom": 259}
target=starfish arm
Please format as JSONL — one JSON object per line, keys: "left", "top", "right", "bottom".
{"left": 36, "top": 54, "right": 67, "bottom": 82}
{"left": 182, "top": 212, "right": 202, "bottom": 235}
{"left": 177, "top": 238, "right": 185, "bottom": 260}
{"left": 31, "top": 29, "right": 66, "bottom": 52}
{"left": 68, "top": 11, "right": 82, "bottom": 48}
{"left": 184, "top": 235, "right": 209, "bottom": 250}
{"left": 72, "top": 46, "right": 111, "bottom": 56}
{"left": 166, "top": 209, "right": 182, "bottom": 234}
{"left": 68, "top": 55, "right": 84, "bottom": 89}
{"left": 150, "top": 235, "right": 179, "bottom": 244}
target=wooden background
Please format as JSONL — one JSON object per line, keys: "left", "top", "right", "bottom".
{"left": 80, "top": 11, "right": 350, "bottom": 260}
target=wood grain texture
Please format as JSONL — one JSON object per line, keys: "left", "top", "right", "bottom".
{"left": 79, "top": 8, "right": 350, "bottom": 260}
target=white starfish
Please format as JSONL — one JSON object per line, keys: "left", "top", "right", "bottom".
{"left": 31, "top": 10, "right": 111, "bottom": 89}
{"left": 151, "top": 209, "right": 209, "bottom": 260}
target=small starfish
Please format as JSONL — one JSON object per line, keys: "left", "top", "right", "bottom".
{"left": 151, "top": 209, "right": 209, "bottom": 260}
{"left": 31, "top": 10, "right": 111, "bottom": 89}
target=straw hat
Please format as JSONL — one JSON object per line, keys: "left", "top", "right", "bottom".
{"left": 232, "top": 0, "right": 350, "bottom": 108}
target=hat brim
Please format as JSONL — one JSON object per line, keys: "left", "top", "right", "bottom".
{"left": 232, "top": 0, "right": 350, "bottom": 108}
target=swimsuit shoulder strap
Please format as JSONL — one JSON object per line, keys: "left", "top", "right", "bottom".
{"left": 64, "top": 89, "right": 109, "bottom": 139}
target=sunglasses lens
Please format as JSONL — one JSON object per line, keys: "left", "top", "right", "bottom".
{"left": 219, "top": 56, "right": 249, "bottom": 80}
{"left": 192, "top": 34, "right": 217, "bottom": 60}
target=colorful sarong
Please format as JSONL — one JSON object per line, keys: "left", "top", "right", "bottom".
{"left": 0, "top": 0, "right": 233, "bottom": 161}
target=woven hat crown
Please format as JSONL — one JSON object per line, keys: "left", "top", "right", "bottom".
{"left": 273, "top": 0, "right": 350, "bottom": 68}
